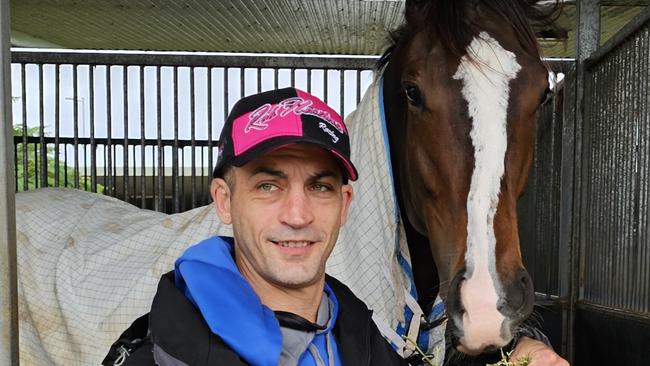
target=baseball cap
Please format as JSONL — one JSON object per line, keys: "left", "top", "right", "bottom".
{"left": 212, "top": 87, "right": 358, "bottom": 182}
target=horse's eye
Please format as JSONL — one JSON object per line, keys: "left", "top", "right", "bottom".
{"left": 402, "top": 82, "right": 423, "bottom": 107}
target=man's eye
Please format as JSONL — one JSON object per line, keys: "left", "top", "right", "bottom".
{"left": 311, "top": 184, "right": 332, "bottom": 192}
{"left": 259, "top": 183, "right": 278, "bottom": 192}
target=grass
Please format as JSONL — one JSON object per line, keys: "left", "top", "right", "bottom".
{"left": 486, "top": 350, "right": 531, "bottom": 366}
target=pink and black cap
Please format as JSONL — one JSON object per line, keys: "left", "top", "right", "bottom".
{"left": 212, "top": 87, "right": 358, "bottom": 182}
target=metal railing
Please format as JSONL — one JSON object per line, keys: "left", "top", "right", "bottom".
{"left": 11, "top": 51, "right": 377, "bottom": 213}
{"left": 514, "top": 59, "right": 575, "bottom": 302}
{"left": 580, "top": 6, "right": 650, "bottom": 315}
{"left": 10, "top": 50, "right": 582, "bottom": 296}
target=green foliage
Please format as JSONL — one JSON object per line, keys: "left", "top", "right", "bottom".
{"left": 486, "top": 350, "right": 530, "bottom": 366}
{"left": 13, "top": 125, "right": 105, "bottom": 193}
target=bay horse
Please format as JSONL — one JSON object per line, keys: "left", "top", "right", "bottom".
{"left": 380, "top": 0, "right": 557, "bottom": 360}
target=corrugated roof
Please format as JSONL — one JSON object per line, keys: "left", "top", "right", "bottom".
{"left": 10, "top": 0, "right": 404, "bottom": 54}
{"left": 540, "top": 4, "right": 647, "bottom": 58}
{"left": 9, "top": 0, "right": 650, "bottom": 58}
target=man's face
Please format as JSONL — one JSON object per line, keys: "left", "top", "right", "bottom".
{"left": 212, "top": 144, "right": 353, "bottom": 289}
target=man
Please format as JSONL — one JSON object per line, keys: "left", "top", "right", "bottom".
{"left": 103, "top": 88, "right": 407, "bottom": 366}
{"left": 104, "top": 88, "right": 566, "bottom": 366}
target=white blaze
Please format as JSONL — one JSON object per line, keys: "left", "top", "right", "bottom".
{"left": 452, "top": 31, "right": 521, "bottom": 351}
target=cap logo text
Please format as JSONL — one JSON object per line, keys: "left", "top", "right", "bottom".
{"left": 318, "top": 122, "right": 340, "bottom": 143}
{"left": 245, "top": 97, "right": 345, "bottom": 134}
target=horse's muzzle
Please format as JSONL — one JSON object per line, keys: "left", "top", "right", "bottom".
{"left": 498, "top": 267, "right": 535, "bottom": 320}
{"left": 444, "top": 267, "right": 535, "bottom": 355}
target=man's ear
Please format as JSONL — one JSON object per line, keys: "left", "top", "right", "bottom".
{"left": 339, "top": 184, "right": 354, "bottom": 226}
{"left": 211, "top": 178, "right": 232, "bottom": 224}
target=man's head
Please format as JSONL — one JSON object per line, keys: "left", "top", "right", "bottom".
{"left": 210, "top": 88, "right": 357, "bottom": 290}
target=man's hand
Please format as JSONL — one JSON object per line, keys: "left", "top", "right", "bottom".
{"left": 510, "top": 336, "right": 569, "bottom": 366}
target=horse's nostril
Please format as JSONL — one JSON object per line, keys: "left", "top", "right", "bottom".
{"left": 520, "top": 274, "right": 528, "bottom": 288}
{"left": 497, "top": 298, "right": 507, "bottom": 312}
{"left": 517, "top": 269, "right": 532, "bottom": 291}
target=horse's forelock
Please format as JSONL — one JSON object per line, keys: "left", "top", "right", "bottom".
{"left": 376, "top": 0, "right": 561, "bottom": 69}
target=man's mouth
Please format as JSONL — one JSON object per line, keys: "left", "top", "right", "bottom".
{"left": 272, "top": 240, "right": 314, "bottom": 248}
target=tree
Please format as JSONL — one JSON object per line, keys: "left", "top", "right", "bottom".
{"left": 13, "top": 125, "right": 104, "bottom": 193}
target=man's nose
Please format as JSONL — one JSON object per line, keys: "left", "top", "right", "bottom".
{"left": 279, "top": 189, "right": 314, "bottom": 228}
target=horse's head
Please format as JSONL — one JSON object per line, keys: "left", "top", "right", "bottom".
{"left": 382, "top": 0, "right": 555, "bottom": 355}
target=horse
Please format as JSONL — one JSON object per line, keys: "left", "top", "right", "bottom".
{"left": 379, "top": 0, "right": 557, "bottom": 360}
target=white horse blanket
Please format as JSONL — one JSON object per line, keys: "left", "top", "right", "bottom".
{"left": 16, "top": 78, "right": 446, "bottom": 365}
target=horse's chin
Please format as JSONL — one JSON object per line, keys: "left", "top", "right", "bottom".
{"left": 455, "top": 337, "right": 511, "bottom": 356}
{"left": 456, "top": 344, "right": 483, "bottom": 356}
{"left": 446, "top": 310, "right": 517, "bottom": 357}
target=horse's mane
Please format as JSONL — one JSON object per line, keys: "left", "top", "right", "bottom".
{"left": 377, "top": 0, "right": 561, "bottom": 70}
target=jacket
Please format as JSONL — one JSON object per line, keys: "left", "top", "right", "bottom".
{"left": 103, "top": 240, "right": 407, "bottom": 366}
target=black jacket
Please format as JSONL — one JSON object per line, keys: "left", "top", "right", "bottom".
{"left": 103, "top": 271, "right": 408, "bottom": 366}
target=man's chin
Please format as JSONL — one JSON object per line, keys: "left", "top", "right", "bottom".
{"left": 268, "top": 270, "right": 323, "bottom": 289}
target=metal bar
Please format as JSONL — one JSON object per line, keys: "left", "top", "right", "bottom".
{"left": 224, "top": 67, "right": 230, "bottom": 118}
{"left": 12, "top": 138, "right": 16, "bottom": 190}
{"left": 173, "top": 67, "right": 179, "bottom": 213}
{"left": 180, "top": 147, "right": 185, "bottom": 212}
{"left": 112, "top": 143, "right": 117, "bottom": 195}
{"left": 257, "top": 68, "right": 261, "bottom": 92}
{"left": 161, "top": 146, "right": 165, "bottom": 211}
{"left": 64, "top": 144, "right": 68, "bottom": 187}
{"left": 191, "top": 68, "right": 197, "bottom": 208}
{"left": 106, "top": 66, "right": 113, "bottom": 195}
{"left": 588, "top": 62, "right": 604, "bottom": 306}
{"left": 339, "top": 69, "right": 344, "bottom": 117}
{"left": 12, "top": 135, "right": 216, "bottom": 147}
{"left": 39, "top": 64, "right": 46, "bottom": 187}
{"left": 356, "top": 70, "right": 361, "bottom": 104}
{"left": 629, "top": 36, "right": 641, "bottom": 310}
{"left": 156, "top": 67, "right": 164, "bottom": 211}
{"left": 0, "top": 0, "right": 18, "bottom": 360}
{"left": 20, "top": 64, "right": 26, "bottom": 191}
{"left": 73, "top": 65, "right": 79, "bottom": 188}
{"left": 273, "top": 68, "right": 278, "bottom": 90}
{"left": 140, "top": 66, "right": 145, "bottom": 207}
{"left": 32, "top": 142, "right": 37, "bottom": 187}
{"left": 571, "top": 0, "right": 600, "bottom": 360}
{"left": 54, "top": 64, "right": 60, "bottom": 186}
{"left": 636, "top": 28, "right": 648, "bottom": 311}
{"left": 307, "top": 69, "right": 312, "bottom": 93}
{"left": 150, "top": 145, "right": 155, "bottom": 210}
{"left": 585, "top": 6, "right": 650, "bottom": 67}
{"left": 102, "top": 143, "right": 106, "bottom": 190}
{"left": 240, "top": 68, "right": 245, "bottom": 98}
{"left": 625, "top": 41, "right": 637, "bottom": 310}
{"left": 201, "top": 146, "right": 206, "bottom": 204}
{"left": 90, "top": 66, "right": 97, "bottom": 193}
{"left": 11, "top": 51, "right": 379, "bottom": 70}
{"left": 576, "top": 301, "right": 650, "bottom": 323}
{"left": 324, "top": 69, "right": 329, "bottom": 103}
{"left": 207, "top": 68, "right": 213, "bottom": 193}
{"left": 123, "top": 66, "right": 129, "bottom": 200}
{"left": 131, "top": 144, "right": 136, "bottom": 203}
{"left": 82, "top": 142, "right": 88, "bottom": 191}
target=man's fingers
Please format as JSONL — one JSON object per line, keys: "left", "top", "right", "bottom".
{"left": 524, "top": 349, "right": 569, "bottom": 366}
{"left": 512, "top": 336, "right": 570, "bottom": 366}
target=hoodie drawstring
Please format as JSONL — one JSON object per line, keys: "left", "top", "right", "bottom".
{"left": 307, "top": 333, "right": 335, "bottom": 366}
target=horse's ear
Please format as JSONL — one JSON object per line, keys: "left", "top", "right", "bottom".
{"left": 405, "top": 0, "right": 427, "bottom": 24}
